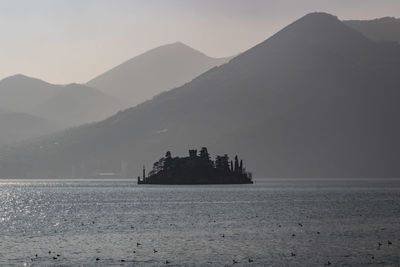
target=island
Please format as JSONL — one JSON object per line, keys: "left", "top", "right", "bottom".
{"left": 138, "top": 147, "right": 253, "bottom": 184}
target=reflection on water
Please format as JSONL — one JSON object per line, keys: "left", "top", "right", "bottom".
{"left": 0, "top": 179, "right": 399, "bottom": 266}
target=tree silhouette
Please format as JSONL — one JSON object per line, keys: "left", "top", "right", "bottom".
{"left": 139, "top": 147, "right": 253, "bottom": 184}
{"left": 199, "top": 147, "right": 210, "bottom": 161}
{"left": 164, "top": 151, "right": 172, "bottom": 171}
{"left": 234, "top": 156, "right": 239, "bottom": 172}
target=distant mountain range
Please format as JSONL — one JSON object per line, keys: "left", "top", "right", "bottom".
{"left": 31, "top": 83, "right": 120, "bottom": 126}
{"left": 0, "top": 74, "right": 121, "bottom": 146}
{"left": 344, "top": 17, "right": 400, "bottom": 43}
{"left": 0, "top": 44, "right": 230, "bottom": 148}
{"left": 2, "top": 12, "right": 400, "bottom": 178}
{"left": 0, "top": 112, "right": 58, "bottom": 147}
{"left": 0, "top": 74, "right": 120, "bottom": 125}
{"left": 0, "top": 74, "right": 60, "bottom": 112}
{"left": 87, "top": 42, "right": 231, "bottom": 107}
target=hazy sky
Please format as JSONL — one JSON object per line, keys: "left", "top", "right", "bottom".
{"left": 1, "top": 0, "right": 399, "bottom": 84}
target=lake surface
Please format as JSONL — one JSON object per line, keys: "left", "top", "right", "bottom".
{"left": 0, "top": 179, "right": 399, "bottom": 266}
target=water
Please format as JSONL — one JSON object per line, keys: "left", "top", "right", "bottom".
{"left": 0, "top": 179, "right": 399, "bottom": 266}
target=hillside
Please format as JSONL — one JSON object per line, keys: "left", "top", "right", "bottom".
{"left": 31, "top": 83, "right": 121, "bottom": 126}
{"left": 0, "top": 75, "right": 120, "bottom": 127}
{"left": 0, "top": 112, "right": 59, "bottom": 147}
{"left": 0, "top": 74, "right": 60, "bottom": 112}
{"left": 2, "top": 12, "right": 400, "bottom": 178}
{"left": 87, "top": 42, "right": 230, "bottom": 107}
{"left": 344, "top": 17, "right": 400, "bottom": 43}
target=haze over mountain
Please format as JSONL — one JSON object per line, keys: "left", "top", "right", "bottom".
{"left": 0, "top": 112, "right": 58, "bottom": 147}
{"left": 0, "top": 74, "right": 121, "bottom": 147}
{"left": 87, "top": 42, "right": 231, "bottom": 107}
{"left": 0, "top": 74, "right": 61, "bottom": 112}
{"left": 31, "top": 83, "right": 120, "bottom": 126}
{"left": 2, "top": 12, "right": 400, "bottom": 178}
{"left": 0, "top": 74, "right": 120, "bottom": 126}
{"left": 344, "top": 17, "right": 400, "bottom": 43}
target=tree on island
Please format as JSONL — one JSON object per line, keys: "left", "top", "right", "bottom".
{"left": 139, "top": 147, "right": 253, "bottom": 184}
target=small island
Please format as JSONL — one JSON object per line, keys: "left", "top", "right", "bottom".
{"left": 138, "top": 147, "right": 253, "bottom": 184}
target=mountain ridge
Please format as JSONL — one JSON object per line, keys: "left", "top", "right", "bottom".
{"left": 31, "top": 83, "right": 121, "bottom": 126}
{"left": 87, "top": 42, "right": 231, "bottom": 107}
{"left": 0, "top": 74, "right": 61, "bottom": 112}
{"left": 0, "top": 74, "right": 121, "bottom": 147}
{"left": 0, "top": 74, "right": 120, "bottom": 126}
{"left": 344, "top": 16, "right": 400, "bottom": 43}
{"left": 0, "top": 111, "right": 59, "bottom": 147}
{"left": 2, "top": 12, "right": 400, "bottom": 178}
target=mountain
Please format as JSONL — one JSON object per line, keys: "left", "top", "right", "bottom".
{"left": 0, "top": 75, "right": 120, "bottom": 147}
{"left": 31, "top": 83, "right": 121, "bottom": 126}
{"left": 87, "top": 42, "right": 231, "bottom": 107}
{"left": 0, "top": 74, "right": 120, "bottom": 126}
{"left": 0, "top": 74, "right": 61, "bottom": 112}
{"left": 0, "top": 112, "right": 59, "bottom": 147}
{"left": 2, "top": 12, "right": 400, "bottom": 178}
{"left": 344, "top": 17, "right": 400, "bottom": 43}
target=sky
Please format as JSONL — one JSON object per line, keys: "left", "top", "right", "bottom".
{"left": 1, "top": 0, "right": 400, "bottom": 84}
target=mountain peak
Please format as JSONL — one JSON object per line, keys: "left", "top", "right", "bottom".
{"left": 2, "top": 74, "right": 35, "bottom": 82}
{"left": 167, "top": 41, "right": 204, "bottom": 52}
{"left": 288, "top": 12, "right": 364, "bottom": 41}
{"left": 284, "top": 12, "right": 347, "bottom": 35}
{"left": 275, "top": 12, "right": 341, "bottom": 34}
{"left": 0, "top": 74, "right": 53, "bottom": 87}
{"left": 87, "top": 42, "right": 230, "bottom": 107}
{"left": 301, "top": 12, "right": 338, "bottom": 22}
{"left": 233, "top": 11, "right": 371, "bottom": 68}
{"left": 168, "top": 41, "right": 190, "bottom": 47}
{"left": 160, "top": 41, "right": 194, "bottom": 49}
{"left": 145, "top": 42, "right": 210, "bottom": 58}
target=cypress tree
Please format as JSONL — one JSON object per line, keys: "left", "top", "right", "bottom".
{"left": 234, "top": 156, "right": 239, "bottom": 172}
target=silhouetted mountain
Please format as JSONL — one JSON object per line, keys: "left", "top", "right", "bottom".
{"left": 2, "top": 12, "right": 400, "bottom": 178}
{"left": 0, "top": 74, "right": 120, "bottom": 127}
{"left": 344, "top": 17, "right": 400, "bottom": 43}
{"left": 0, "top": 112, "right": 59, "bottom": 147}
{"left": 87, "top": 42, "right": 231, "bottom": 107}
